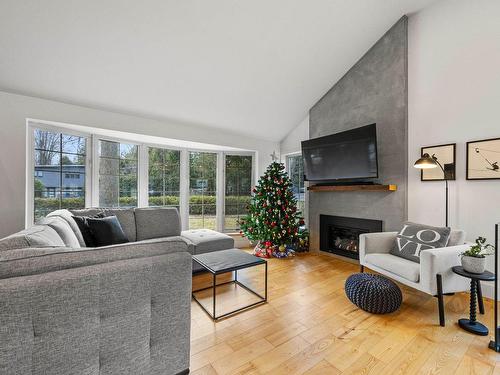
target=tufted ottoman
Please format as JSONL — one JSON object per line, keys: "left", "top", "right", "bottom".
{"left": 181, "top": 229, "right": 235, "bottom": 273}
{"left": 345, "top": 273, "right": 402, "bottom": 314}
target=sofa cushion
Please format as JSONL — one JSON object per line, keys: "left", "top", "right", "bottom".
{"left": 0, "top": 226, "right": 65, "bottom": 251}
{"left": 135, "top": 207, "right": 181, "bottom": 241}
{"left": 390, "top": 222, "right": 451, "bottom": 263}
{"left": 72, "top": 213, "right": 106, "bottom": 247}
{"left": 70, "top": 208, "right": 104, "bottom": 218}
{"left": 365, "top": 253, "right": 420, "bottom": 283}
{"left": 448, "top": 230, "right": 466, "bottom": 246}
{"left": 103, "top": 208, "right": 136, "bottom": 242}
{"left": 39, "top": 217, "right": 81, "bottom": 248}
{"left": 86, "top": 216, "right": 129, "bottom": 247}
{"left": 71, "top": 208, "right": 137, "bottom": 243}
{"left": 181, "top": 229, "right": 234, "bottom": 255}
{"left": 47, "top": 209, "right": 86, "bottom": 247}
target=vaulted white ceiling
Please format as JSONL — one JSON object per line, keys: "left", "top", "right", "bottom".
{"left": 0, "top": 0, "right": 436, "bottom": 141}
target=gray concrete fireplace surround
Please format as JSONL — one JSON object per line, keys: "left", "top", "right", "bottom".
{"left": 308, "top": 16, "right": 408, "bottom": 254}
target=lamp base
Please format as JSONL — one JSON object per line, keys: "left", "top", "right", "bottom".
{"left": 489, "top": 340, "right": 500, "bottom": 352}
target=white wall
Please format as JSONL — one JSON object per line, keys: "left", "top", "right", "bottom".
{"left": 0, "top": 90, "right": 278, "bottom": 238}
{"left": 408, "top": 0, "right": 500, "bottom": 295}
{"left": 280, "top": 115, "right": 309, "bottom": 157}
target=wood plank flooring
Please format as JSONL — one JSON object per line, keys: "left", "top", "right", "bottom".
{"left": 190, "top": 251, "right": 500, "bottom": 375}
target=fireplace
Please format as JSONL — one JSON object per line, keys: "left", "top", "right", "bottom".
{"left": 320, "top": 215, "right": 383, "bottom": 260}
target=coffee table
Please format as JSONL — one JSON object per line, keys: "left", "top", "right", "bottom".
{"left": 192, "top": 248, "right": 268, "bottom": 321}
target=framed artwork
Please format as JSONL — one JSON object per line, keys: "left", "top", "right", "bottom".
{"left": 467, "top": 137, "right": 500, "bottom": 180}
{"left": 421, "top": 143, "right": 456, "bottom": 181}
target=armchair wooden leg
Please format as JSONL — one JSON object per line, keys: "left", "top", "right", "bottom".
{"left": 477, "top": 280, "right": 485, "bottom": 315}
{"left": 360, "top": 265, "right": 364, "bottom": 273}
{"left": 436, "top": 274, "right": 445, "bottom": 327}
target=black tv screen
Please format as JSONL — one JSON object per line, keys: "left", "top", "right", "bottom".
{"left": 301, "top": 124, "right": 378, "bottom": 182}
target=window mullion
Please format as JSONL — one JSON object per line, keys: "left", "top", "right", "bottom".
{"left": 179, "top": 150, "right": 189, "bottom": 231}
{"left": 59, "top": 134, "right": 63, "bottom": 209}
{"left": 138, "top": 144, "right": 149, "bottom": 207}
{"left": 91, "top": 135, "right": 100, "bottom": 207}
{"left": 216, "top": 152, "right": 224, "bottom": 232}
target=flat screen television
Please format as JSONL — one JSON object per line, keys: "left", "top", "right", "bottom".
{"left": 301, "top": 124, "right": 378, "bottom": 183}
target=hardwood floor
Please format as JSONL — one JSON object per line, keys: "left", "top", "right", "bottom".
{"left": 190, "top": 251, "right": 500, "bottom": 375}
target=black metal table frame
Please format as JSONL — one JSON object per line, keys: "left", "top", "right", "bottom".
{"left": 192, "top": 261, "right": 268, "bottom": 321}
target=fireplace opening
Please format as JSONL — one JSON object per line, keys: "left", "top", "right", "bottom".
{"left": 320, "top": 215, "right": 382, "bottom": 260}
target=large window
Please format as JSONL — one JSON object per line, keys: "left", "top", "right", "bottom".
{"left": 286, "top": 154, "right": 305, "bottom": 215}
{"left": 33, "top": 129, "right": 87, "bottom": 220}
{"left": 29, "top": 122, "right": 255, "bottom": 231}
{"left": 148, "top": 147, "right": 181, "bottom": 209}
{"left": 189, "top": 151, "right": 217, "bottom": 230}
{"left": 224, "top": 155, "right": 253, "bottom": 232}
{"left": 98, "top": 140, "right": 138, "bottom": 207}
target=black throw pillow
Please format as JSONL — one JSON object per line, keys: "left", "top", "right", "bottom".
{"left": 72, "top": 213, "right": 105, "bottom": 247}
{"left": 86, "top": 216, "right": 129, "bottom": 247}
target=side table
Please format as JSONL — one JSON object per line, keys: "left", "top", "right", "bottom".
{"left": 452, "top": 266, "right": 495, "bottom": 336}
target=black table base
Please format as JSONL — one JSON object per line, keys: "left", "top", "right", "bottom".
{"left": 452, "top": 266, "right": 494, "bottom": 336}
{"left": 459, "top": 318, "right": 489, "bottom": 336}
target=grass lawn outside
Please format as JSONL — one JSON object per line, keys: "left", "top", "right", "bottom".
{"left": 188, "top": 215, "right": 242, "bottom": 232}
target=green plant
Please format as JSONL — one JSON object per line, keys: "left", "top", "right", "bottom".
{"left": 461, "top": 237, "right": 494, "bottom": 258}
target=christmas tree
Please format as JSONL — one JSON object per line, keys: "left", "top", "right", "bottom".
{"left": 239, "top": 161, "right": 307, "bottom": 258}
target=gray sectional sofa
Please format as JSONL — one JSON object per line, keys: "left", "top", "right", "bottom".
{"left": 0, "top": 207, "right": 235, "bottom": 375}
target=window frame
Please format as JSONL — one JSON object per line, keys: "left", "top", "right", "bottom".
{"left": 94, "top": 135, "right": 141, "bottom": 208}
{"left": 147, "top": 145, "right": 182, "bottom": 209}
{"left": 26, "top": 121, "right": 92, "bottom": 226}
{"left": 285, "top": 151, "right": 307, "bottom": 224}
{"left": 222, "top": 151, "right": 255, "bottom": 233}
{"left": 26, "top": 119, "right": 256, "bottom": 232}
{"left": 187, "top": 150, "right": 219, "bottom": 231}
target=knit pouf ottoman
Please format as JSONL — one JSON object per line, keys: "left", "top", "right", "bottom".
{"left": 345, "top": 273, "right": 402, "bottom": 314}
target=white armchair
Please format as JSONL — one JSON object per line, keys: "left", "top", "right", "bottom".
{"left": 359, "top": 230, "right": 471, "bottom": 326}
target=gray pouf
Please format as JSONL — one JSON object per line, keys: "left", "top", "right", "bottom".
{"left": 345, "top": 273, "right": 402, "bottom": 314}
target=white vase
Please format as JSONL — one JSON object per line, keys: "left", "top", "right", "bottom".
{"left": 461, "top": 256, "right": 486, "bottom": 274}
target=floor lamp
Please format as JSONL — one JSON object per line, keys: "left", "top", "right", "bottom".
{"left": 489, "top": 224, "right": 499, "bottom": 352}
{"left": 413, "top": 153, "right": 449, "bottom": 227}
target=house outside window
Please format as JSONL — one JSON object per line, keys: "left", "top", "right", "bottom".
{"left": 33, "top": 128, "right": 87, "bottom": 221}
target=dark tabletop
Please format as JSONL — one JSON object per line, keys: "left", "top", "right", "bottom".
{"left": 193, "top": 248, "right": 266, "bottom": 274}
{"left": 452, "top": 266, "right": 495, "bottom": 281}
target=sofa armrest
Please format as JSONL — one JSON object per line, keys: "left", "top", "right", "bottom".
{"left": 420, "top": 244, "right": 471, "bottom": 295}
{"left": 359, "top": 232, "right": 398, "bottom": 262}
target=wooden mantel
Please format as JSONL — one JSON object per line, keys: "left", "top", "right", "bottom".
{"left": 308, "top": 184, "right": 397, "bottom": 192}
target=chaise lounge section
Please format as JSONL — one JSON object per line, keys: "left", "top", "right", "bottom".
{"left": 0, "top": 206, "right": 234, "bottom": 375}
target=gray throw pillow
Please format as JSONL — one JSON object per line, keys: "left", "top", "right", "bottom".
{"left": 390, "top": 222, "right": 451, "bottom": 263}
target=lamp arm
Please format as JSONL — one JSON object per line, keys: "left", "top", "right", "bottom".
{"left": 431, "top": 154, "right": 446, "bottom": 174}
{"left": 431, "top": 154, "right": 449, "bottom": 227}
